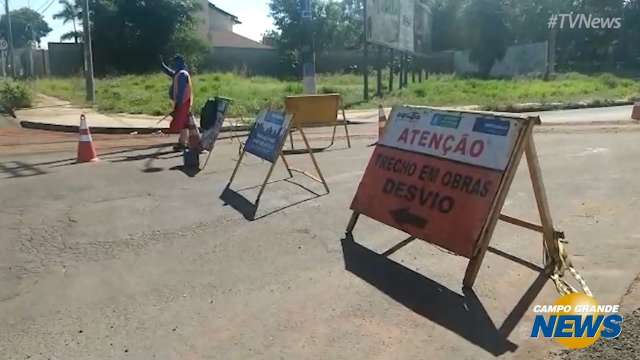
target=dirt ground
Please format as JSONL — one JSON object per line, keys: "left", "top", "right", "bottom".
{"left": 558, "top": 275, "right": 640, "bottom": 360}
{"left": 557, "top": 308, "right": 640, "bottom": 360}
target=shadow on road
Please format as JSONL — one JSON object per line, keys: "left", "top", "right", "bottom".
{"left": 102, "top": 144, "right": 181, "bottom": 174}
{"left": 219, "top": 186, "right": 258, "bottom": 220}
{"left": 341, "top": 235, "right": 549, "bottom": 356}
{"left": 0, "top": 161, "right": 48, "bottom": 179}
{"left": 109, "top": 150, "right": 179, "bottom": 164}
{"left": 1, "top": 143, "right": 178, "bottom": 179}
{"left": 169, "top": 165, "right": 201, "bottom": 178}
{"left": 220, "top": 178, "right": 325, "bottom": 221}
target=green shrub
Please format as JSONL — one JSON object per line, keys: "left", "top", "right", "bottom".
{"left": 598, "top": 73, "right": 619, "bottom": 89}
{"left": 0, "top": 81, "right": 32, "bottom": 110}
{"left": 284, "top": 83, "right": 304, "bottom": 94}
{"left": 319, "top": 86, "right": 339, "bottom": 94}
{"left": 413, "top": 88, "right": 427, "bottom": 98}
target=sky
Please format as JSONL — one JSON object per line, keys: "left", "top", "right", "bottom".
{"left": 1, "top": 0, "right": 274, "bottom": 47}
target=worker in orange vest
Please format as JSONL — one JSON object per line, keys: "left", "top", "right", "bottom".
{"left": 161, "top": 55, "right": 193, "bottom": 152}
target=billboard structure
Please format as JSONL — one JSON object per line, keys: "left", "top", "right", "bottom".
{"left": 366, "top": 0, "right": 432, "bottom": 54}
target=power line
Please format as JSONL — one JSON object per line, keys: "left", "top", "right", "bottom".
{"left": 36, "top": 0, "right": 52, "bottom": 12}
{"left": 39, "top": 0, "right": 56, "bottom": 12}
{"left": 37, "top": 0, "right": 56, "bottom": 13}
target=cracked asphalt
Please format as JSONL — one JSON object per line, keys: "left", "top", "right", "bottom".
{"left": 1, "top": 122, "right": 640, "bottom": 359}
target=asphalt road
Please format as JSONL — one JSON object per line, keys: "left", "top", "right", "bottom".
{"left": 1, "top": 124, "right": 640, "bottom": 359}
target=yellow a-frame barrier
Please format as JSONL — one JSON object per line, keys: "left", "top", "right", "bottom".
{"left": 285, "top": 94, "right": 352, "bottom": 151}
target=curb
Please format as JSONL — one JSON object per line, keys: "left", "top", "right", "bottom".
{"left": 20, "top": 121, "right": 251, "bottom": 134}
{"left": 18, "top": 120, "right": 364, "bottom": 134}
{"left": 487, "top": 99, "right": 635, "bottom": 113}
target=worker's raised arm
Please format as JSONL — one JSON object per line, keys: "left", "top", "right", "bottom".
{"left": 161, "top": 58, "right": 175, "bottom": 78}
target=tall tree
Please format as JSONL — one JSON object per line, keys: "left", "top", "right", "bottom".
{"left": 462, "top": 0, "right": 509, "bottom": 76}
{"left": 268, "top": 0, "right": 365, "bottom": 72}
{"left": 431, "top": 0, "right": 465, "bottom": 51}
{"left": 89, "top": 0, "right": 203, "bottom": 74}
{"left": 0, "top": 8, "right": 52, "bottom": 47}
{"left": 53, "top": 0, "right": 83, "bottom": 43}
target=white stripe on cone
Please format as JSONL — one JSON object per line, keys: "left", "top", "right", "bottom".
{"left": 378, "top": 105, "right": 387, "bottom": 139}
{"left": 77, "top": 114, "right": 99, "bottom": 162}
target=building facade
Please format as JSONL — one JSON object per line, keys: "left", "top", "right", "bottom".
{"left": 196, "top": 1, "right": 242, "bottom": 44}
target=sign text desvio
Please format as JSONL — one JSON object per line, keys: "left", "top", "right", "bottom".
{"left": 351, "top": 107, "right": 523, "bottom": 258}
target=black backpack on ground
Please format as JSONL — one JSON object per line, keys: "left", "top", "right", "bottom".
{"left": 200, "top": 98, "right": 217, "bottom": 131}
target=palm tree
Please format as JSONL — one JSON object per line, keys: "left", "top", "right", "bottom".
{"left": 53, "top": 0, "right": 82, "bottom": 43}
{"left": 61, "top": 31, "right": 83, "bottom": 43}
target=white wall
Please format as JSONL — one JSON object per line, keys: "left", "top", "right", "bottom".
{"left": 208, "top": 9, "right": 235, "bottom": 32}
{"left": 195, "top": 1, "right": 237, "bottom": 45}
{"left": 453, "top": 42, "right": 548, "bottom": 76}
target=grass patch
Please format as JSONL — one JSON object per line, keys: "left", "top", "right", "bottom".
{"left": 32, "top": 72, "right": 640, "bottom": 117}
{"left": 0, "top": 80, "right": 33, "bottom": 110}
{"left": 34, "top": 73, "right": 363, "bottom": 118}
{"left": 371, "top": 72, "right": 640, "bottom": 110}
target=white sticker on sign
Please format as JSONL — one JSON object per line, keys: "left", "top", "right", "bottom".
{"left": 380, "top": 106, "right": 522, "bottom": 171}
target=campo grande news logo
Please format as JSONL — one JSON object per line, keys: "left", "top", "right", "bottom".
{"left": 530, "top": 293, "right": 623, "bottom": 349}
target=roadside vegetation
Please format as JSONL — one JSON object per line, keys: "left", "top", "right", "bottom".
{"left": 32, "top": 72, "right": 640, "bottom": 118}
{"left": 33, "top": 73, "right": 362, "bottom": 118}
{"left": 383, "top": 73, "right": 640, "bottom": 111}
{"left": 0, "top": 81, "right": 33, "bottom": 112}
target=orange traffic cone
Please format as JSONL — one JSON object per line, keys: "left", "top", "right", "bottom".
{"left": 368, "top": 106, "right": 388, "bottom": 148}
{"left": 77, "top": 114, "right": 99, "bottom": 163}
{"left": 632, "top": 102, "right": 640, "bottom": 121}
{"left": 378, "top": 105, "right": 387, "bottom": 140}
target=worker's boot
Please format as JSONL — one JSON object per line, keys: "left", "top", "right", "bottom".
{"left": 172, "top": 143, "right": 187, "bottom": 152}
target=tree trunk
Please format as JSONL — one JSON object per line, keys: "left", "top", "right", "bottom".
{"left": 73, "top": 20, "right": 78, "bottom": 43}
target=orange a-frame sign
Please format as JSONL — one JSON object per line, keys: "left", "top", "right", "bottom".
{"left": 345, "top": 105, "right": 576, "bottom": 289}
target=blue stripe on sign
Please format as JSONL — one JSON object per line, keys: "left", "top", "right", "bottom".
{"left": 431, "top": 114, "right": 461, "bottom": 129}
{"left": 473, "top": 117, "right": 511, "bottom": 136}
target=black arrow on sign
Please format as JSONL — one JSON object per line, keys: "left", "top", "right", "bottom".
{"left": 390, "top": 208, "right": 428, "bottom": 229}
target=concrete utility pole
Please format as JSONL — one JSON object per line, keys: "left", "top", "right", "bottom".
{"left": 82, "top": 0, "right": 95, "bottom": 102}
{"left": 362, "top": 0, "right": 369, "bottom": 101}
{"left": 300, "top": 0, "right": 316, "bottom": 94}
{"left": 545, "top": 25, "right": 557, "bottom": 80}
{"left": 4, "top": 0, "right": 15, "bottom": 77}
{"left": 26, "top": 24, "right": 34, "bottom": 78}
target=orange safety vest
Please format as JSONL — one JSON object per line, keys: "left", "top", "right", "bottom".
{"left": 173, "top": 69, "right": 193, "bottom": 108}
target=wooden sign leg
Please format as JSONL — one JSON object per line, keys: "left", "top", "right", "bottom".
{"left": 463, "top": 121, "right": 536, "bottom": 289}
{"left": 525, "top": 132, "right": 560, "bottom": 266}
{"left": 329, "top": 124, "right": 338, "bottom": 148}
{"left": 289, "top": 130, "right": 295, "bottom": 150}
{"left": 226, "top": 147, "right": 247, "bottom": 188}
{"left": 280, "top": 152, "right": 294, "bottom": 179}
{"left": 299, "top": 127, "right": 330, "bottom": 194}
{"left": 255, "top": 159, "right": 279, "bottom": 205}
{"left": 346, "top": 211, "right": 360, "bottom": 235}
{"left": 342, "top": 108, "right": 352, "bottom": 148}
{"left": 201, "top": 148, "right": 214, "bottom": 171}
